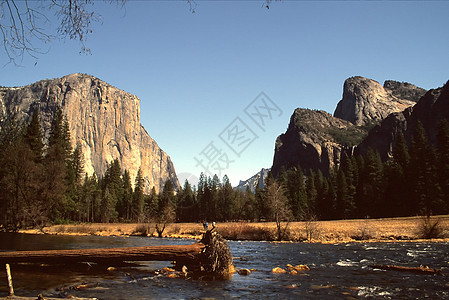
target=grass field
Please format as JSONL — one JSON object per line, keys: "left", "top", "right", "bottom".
{"left": 19, "top": 215, "right": 449, "bottom": 243}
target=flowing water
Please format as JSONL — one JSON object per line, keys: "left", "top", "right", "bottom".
{"left": 0, "top": 232, "right": 448, "bottom": 299}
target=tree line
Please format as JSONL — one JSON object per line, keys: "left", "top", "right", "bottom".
{"left": 1, "top": 110, "right": 448, "bottom": 231}
{"left": 271, "top": 120, "right": 449, "bottom": 221}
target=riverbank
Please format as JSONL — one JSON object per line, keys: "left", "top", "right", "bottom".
{"left": 18, "top": 215, "right": 449, "bottom": 243}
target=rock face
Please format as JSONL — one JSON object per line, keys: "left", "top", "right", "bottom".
{"left": 0, "top": 73, "right": 179, "bottom": 193}
{"left": 334, "top": 76, "right": 423, "bottom": 126}
{"left": 271, "top": 109, "right": 367, "bottom": 177}
{"left": 383, "top": 80, "right": 427, "bottom": 103}
{"left": 236, "top": 168, "right": 269, "bottom": 193}
{"left": 356, "top": 80, "right": 449, "bottom": 160}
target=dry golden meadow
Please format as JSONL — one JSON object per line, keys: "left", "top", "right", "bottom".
{"left": 19, "top": 215, "right": 449, "bottom": 243}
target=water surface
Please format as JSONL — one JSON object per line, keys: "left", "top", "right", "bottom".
{"left": 0, "top": 232, "right": 448, "bottom": 299}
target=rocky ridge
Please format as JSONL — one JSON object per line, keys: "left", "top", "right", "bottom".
{"left": 271, "top": 109, "right": 367, "bottom": 177}
{"left": 0, "top": 73, "right": 179, "bottom": 193}
{"left": 271, "top": 76, "right": 428, "bottom": 179}
{"left": 356, "top": 80, "right": 449, "bottom": 159}
{"left": 236, "top": 168, "right": 270, "bottom": 193}
{"left": 334, "top": 76, "right": 425, "bottom": 126}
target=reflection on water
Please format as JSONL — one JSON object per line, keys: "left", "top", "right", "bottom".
{"left": 0, "top": 232, "right": 448, "bottom": 299}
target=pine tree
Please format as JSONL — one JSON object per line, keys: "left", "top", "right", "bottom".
{"left": 393, "top": 132, "right": 409, "bottom": 170}
{"left": 101, "top": 186, "right": 114, "bottom": 223}
{"left": 437, "top": 119, "right": 449, "bottom": 214}
{"left": 335, "top": 168, "right": 348, "bottom": 219}
{"left": 43, "top": 108, "right": 73, "bottom": 221}
{"left": 284, "top": 167, "right": 307, "bottom": 220}
{"left": 197, "top": 172, "right": 208, "bottom": 221}
{"left": 144, "top": 186, "right": 158, "bottom": 220}
{"left": 340, "top": 154, "right": 356, "bottom": 217}
{"left": 176, "top": 180, "right": 197, "bottom": 222}
{"left": 132, "top": 168, "right": 145, "bottom": 222}
{"left": 118, "top": 170, "right": 133, "bottom": 221}
{"left": 24, "top": 109, "right": 44, "bottom": 163}
{"left": 209, "top": 174, "right": 221, "bottom": 221}
{"left": 79, "top": 173, "right": 100, "bottom": 222}
{"left": 322, "top": 170, "right": 337, "bottom": 220}
{"left": 314, "top": 169, "right": 329, "bottom": 220}
{"left": 254, "top": 185, "right": 266, "bottom": 221}
{"left": 360, "top": 148, "right": 384, "bottom": 217}
{"left": 384, "top": 133, "right": 410, "bottom": 217}
{"left": 219, "top": 175, "right": 235, "bottom": 221}
{"left": 242, "top": 186, "right": 257, "bottom": 221}
{"left": 67, "top": 142, "right": 84, "bottom": 220}
{"left": 101, "top": 159, "right": 123, "bottom": 222}
{"left": 409, "top": 121, "right": 442, "bottom": 215}
{"left": 305, "top": 170, "right": 317, "bottom": 215}
{"left": 354, "top": 155, "right": 366, "bottom": 218}
{"left": 159, "top": 179, "right": 176, "bottom": 214}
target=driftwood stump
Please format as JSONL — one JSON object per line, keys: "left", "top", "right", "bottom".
{"left": 196, "top": 230, "right": 234, "bottom": 278}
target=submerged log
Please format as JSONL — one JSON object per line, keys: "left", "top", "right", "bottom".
{"left": 0, "top": 231, "right": 234, "bottom": 278}
{"left": 0, "top": 296, "right": 96, "bottom": 300}
{"left": 369, "top": 264, "right": 442, "bottom": 275}
{"left": 0, "top": 243, "right": 205, "bottom": 265}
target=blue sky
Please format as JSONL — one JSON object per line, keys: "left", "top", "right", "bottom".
{"left": 2, "top": 1, "right": 449, "bottom": 186}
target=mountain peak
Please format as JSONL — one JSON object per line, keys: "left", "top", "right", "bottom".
{"left": 334, "top": 76, "right": 423, "bottom": 126}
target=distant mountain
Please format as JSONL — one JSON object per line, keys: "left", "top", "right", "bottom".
{"left": 272, "top": 76, "right": 428, "bottom": 177}
{"left": 236, "top": 168, "right": 270, "bottom": 193}
{"left": 0, "top": 73, "right": 179, "bottom": 193}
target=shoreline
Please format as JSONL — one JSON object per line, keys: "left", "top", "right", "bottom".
{"left": 15, "top": 215, "right": 449, "bottom": 244}
{"left": 14, "top": 215, "right": 449, "bottom": 244}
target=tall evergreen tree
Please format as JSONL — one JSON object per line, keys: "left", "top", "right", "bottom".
{"left": 340, "top": 154, "right": 356, "bottom": 217}
{"left": 335, "top": 168, "right": 348, "bottom": 219}
{"left": 197, "top": 172, "right": 208, "bottom": 221}
{"left": 409, "top": 121, "right": 442, "bottom": 215}
{"left": 118, "top": 169, "right": 133, "bottom": 221}
{"left": 43, "top": 108, "right": 73, "bottom": 221}
{"left": 360, "top": 148, "right": 384, "bottom": 217}
{"left": 144, "top": 186, "right": 158, "bottom": 220}
{"left": 80, "top": 173, "right": 101, "bottom": 222}
{"left": 305, "top": 170, "right": 318, "bottom": 215}
{"left": 67, "top": 142, "right": 84, "bottom": 220}
{"left": 383, "top": 133, "right": 410, "bottom": 217}
{"left": 101, "top": 159, "right": 123, "bottom": 222}
{"left": 24, "top": 109, "right": 44, "bottom": 163}
{"left": 176, "top": 180, "right": 197, "bottom": 222}
{"left": 218, "top": 175, "right": 235, "bottom": 221}
{"left": 132, "top": 168, "right": 145, "bottom": 222}
{"left": 159, "top": 179, "right": 176, "bottom": 214}
{"left": 242, "top": 186, "right": 257, "bottom": 221}
{"left": 101, "top": 186, "right": 114, "bottom": 223}
{"left": 284, "top": 167, "right": 307, "bottom": 220}
{"left": 314, "top": 169, "right": 330, "bottom": 220}
{"left": 437, "top": 119, "right": 449, "bottom": 213}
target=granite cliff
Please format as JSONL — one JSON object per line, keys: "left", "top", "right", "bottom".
{"left": 334, "top": 76, "right": 425, "bottom": 126}
{"left": 0, "top": 73, "right": 179, "bottom": 193}
{"left": 271, "top": 109, "right": 367, "bottom": 177}
{"left": 271, "top": 76, "right": 428, "bottom": 178}
{"left": 356, "top": 80, "right": 449, "bottom": 160}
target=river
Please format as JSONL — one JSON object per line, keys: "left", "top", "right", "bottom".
{"left": 0, "top": 232, "right": 448, "bottom": 299}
